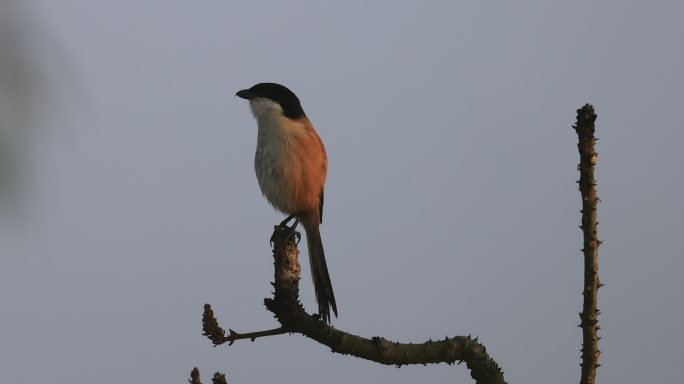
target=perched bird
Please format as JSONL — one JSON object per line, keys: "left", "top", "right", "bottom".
{"left": 236, "top": 83, "right": 337, "bottom": 323}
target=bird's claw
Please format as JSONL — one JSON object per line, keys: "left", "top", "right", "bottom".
{"left": 284, "top": 225, "right": 301, "bottom": 244}
{"left": 270, "top": 224, "right": 301, "bottom": 245}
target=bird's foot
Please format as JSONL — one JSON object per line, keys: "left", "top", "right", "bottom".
{"left": 270, "top": 219, "right": 301, "bottom": 245}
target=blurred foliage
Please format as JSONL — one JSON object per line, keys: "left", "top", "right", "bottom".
{"left": 0, "top": 0, "right": 49, "bottom": 217}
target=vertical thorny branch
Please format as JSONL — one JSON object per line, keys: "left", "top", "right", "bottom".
{"left": 574, "top": 104, "right": 602, "bottom": 384}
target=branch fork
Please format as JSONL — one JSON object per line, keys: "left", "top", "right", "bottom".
{"left": 202, "top": 227, "right": 506, "bottom": 384}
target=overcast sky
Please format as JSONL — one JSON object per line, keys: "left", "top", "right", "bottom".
{"left": 1, "top": 1, "right": 683, "bottom": 383}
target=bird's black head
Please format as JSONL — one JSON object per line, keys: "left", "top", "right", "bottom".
{"left": 236, "top": 83, "right": 306, "bottom": 119}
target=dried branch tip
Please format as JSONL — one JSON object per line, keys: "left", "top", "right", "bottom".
{"left": 189, "top": 367, "right": 201, "bottom": 384}
{"left": 202, "top": 304, "right": 226, "bottom": 346}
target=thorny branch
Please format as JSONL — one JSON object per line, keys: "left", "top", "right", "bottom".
{"left": 574, "top": 104, "right": 602, "bottom": 384}
{"left": 203, "top": 225, "right": 506, "bottom": 384}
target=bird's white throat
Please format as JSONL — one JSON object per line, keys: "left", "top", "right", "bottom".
{"left": 249, "top": 98, "right": 284, "bottom": 125}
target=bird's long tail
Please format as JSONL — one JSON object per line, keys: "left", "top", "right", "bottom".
{"left": 302, "top": 217, "right": 337, "bottom": 323}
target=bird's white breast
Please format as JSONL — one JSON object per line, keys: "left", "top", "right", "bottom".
{"left": 250, "top": 99, "right": 302, "bottom": 214}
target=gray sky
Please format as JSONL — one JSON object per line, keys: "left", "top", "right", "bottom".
{"left": 1, "top": 1, "right": 683, "bottom": 383}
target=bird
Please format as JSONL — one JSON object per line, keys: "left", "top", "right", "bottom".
{"left": 236, "top": 82, "right": 337, "bottom": 323}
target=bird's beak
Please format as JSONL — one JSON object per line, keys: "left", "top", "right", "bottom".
{"left": 236, "top": 89, "right": 253, "bottom": 100}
